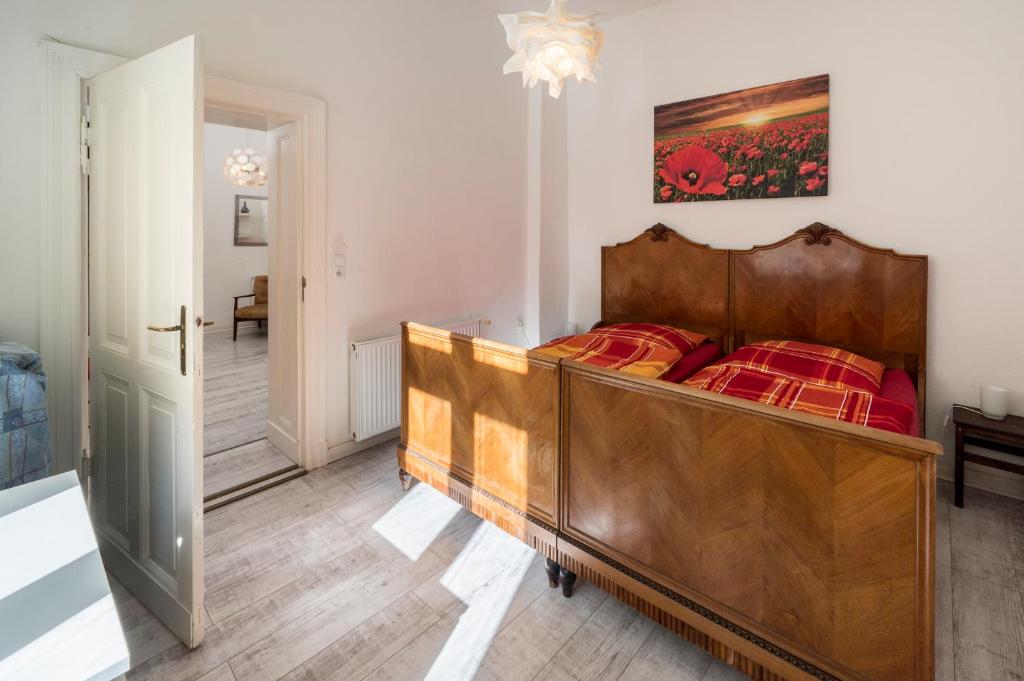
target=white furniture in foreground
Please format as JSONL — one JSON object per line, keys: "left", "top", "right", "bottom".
{"left": 0, "top": 472, "right": 129, "bottom": 681}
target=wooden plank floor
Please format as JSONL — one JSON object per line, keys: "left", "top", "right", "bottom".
{"left": 203, "top": 439, "right": 296, "bottom": 500}
{"left": 202, "top": 328, "right": 295, "bottom": 500}
{"left": 114, "top": 441, "right": 1024, "bottom": 681}
{"left": 204, "top": 329, "right": 269, "bottom": 456}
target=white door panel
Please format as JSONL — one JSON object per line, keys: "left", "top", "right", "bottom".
{"left": 88, "top": 35, "right": 204, "bottom": 647}
{"left": 267, "top": 122, "right": 301, "bottom": 464}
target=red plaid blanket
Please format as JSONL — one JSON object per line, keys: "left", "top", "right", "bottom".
{"left": 536, "top": 323, "right": 706, "bottom": 379}
{"left": 685, "top": 344, "right": 915, "bottom": 435}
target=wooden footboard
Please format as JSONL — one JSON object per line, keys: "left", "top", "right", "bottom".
{"left": 558, "top": 361, "right": 939, "bottom": 681}
{"left": 398, "top": 322, "right": 561, "bottom": 557}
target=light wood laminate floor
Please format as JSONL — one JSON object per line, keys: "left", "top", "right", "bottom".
{"left": 202, "top": 329, "right": 294, "bottom": 500}
{"left": 203, "top": 439, "right": 297, "bottom": 500}
{"left": 204, "top": 329, "right": 269, "bottom": 456}
{"left": 114, "top": 440, "right": 1024, "bottom": 681}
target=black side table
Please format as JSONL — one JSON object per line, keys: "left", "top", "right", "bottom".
{"left": 952, "top": 404, "right": 1024, "bottom": 507}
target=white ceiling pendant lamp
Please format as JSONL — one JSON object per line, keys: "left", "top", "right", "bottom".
{"left": 223, "top": 131, "right": 268, "bottom": 188}
{"left": 498, "top": 0, "right": 604, "bottom": 99}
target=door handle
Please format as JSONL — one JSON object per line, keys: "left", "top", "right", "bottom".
{"left": 147, "top": 305, "right": 187, "bottom": 376}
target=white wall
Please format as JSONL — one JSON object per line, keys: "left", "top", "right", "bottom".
{"left": 0, "top": 5, "right": 43, "bottom": 349}
{"left": 1, "top": 0, "right": 528, "bottom": 452}
{"left": 562, "top": 0, "right": 1024, "bottom": 489}
{"left": 525, "top": 87, "right": 570, "bottom": 347}
{"left": 203, "top": 123, "right": 268, "bottom": 332}
{"left": 539, "top": 93, "right": 569, "bottom": 344}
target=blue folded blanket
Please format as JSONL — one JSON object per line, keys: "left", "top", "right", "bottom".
{"left": 1, "top": 343, "right": 53, "bottom": 489}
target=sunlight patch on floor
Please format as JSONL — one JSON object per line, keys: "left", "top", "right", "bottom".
{"left": 371, "top": 483, "right": 462, "bottom": 561}
{"left": 423, "top": 522, "right": 535, "bottom": 681}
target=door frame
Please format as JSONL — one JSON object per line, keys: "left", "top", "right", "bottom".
{"left": 204, "top": 77, "right": 328, "bottom": 470}
{"left": 39, "top": 39, "right": 329, "bottom": 475}
{"left": 39, "top": 40, "right": 127, "bottom": 477}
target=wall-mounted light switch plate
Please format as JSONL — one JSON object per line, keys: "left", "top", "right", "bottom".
{"left": 333, "top": 252, "right": 346, "bottom": 279}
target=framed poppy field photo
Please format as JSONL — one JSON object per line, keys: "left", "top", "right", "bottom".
{"left": 654, "top": 74, "right": 829, "bottom": 202}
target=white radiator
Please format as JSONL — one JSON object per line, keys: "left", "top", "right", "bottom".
{"left": 349, "top": 319, "right": 482, "bottom": 441}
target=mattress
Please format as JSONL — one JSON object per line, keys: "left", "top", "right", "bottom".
{"left": 880, "top": 368, "right": 921, "bottom": 436}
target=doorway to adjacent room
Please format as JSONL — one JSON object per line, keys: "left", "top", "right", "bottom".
{"left": 199, "top": 120, "right": 302, "bottom": 510}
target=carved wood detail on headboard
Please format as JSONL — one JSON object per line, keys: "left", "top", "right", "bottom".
{"left": 794, "top": 222, "right": 843, "bottom": 244}
{"left": 601, "top": 224, "right": 730, "bottom": 343}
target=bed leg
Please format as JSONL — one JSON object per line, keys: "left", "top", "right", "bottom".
{"left": 544, "top": 558, "right": 560, "bottom": 588}
{"left": 559, "top": 568, "right": 577, "bottom": 598}
{"left": 398, "top": 468, "right": 412, "bottom": 492}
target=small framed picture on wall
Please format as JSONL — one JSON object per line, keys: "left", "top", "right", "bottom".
{"left": 234, "top": 195, "right": 268, "bottom": 246}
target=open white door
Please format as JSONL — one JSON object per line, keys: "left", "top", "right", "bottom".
{"left": 87, "top": 35, "right": 205, "bottom": 647}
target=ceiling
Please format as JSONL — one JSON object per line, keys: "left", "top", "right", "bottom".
{"left": 481, "top": 0, "right": 671, "bottom": 22}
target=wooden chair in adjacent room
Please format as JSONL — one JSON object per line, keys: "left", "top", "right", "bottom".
{"left": 233, "top": 275, "right": 268, "bottom": 341}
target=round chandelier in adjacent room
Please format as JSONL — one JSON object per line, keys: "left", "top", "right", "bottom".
{"left": 498, "top": 0, "right": 604, "bottom": 99}
{"left": 223, "top": 147, "right": 268, "bottom": 188}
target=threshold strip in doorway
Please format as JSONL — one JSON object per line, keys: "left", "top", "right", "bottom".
{"left": 204, "top": 437, "right": 268, "bottom": 458}
{"left": 203, "top": 464, "right": 306, "bottom": 512}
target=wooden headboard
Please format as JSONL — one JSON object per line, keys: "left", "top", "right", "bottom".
{"left": 601, "top": 224, "right": 730, "bottom": 342}
{"left": 600, "top": 222, "right": 928, "bottom": 419}
{"left": 731, "top": 223, "right": 928, "bottom": 384}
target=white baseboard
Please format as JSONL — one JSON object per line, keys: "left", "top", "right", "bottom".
{"left": 267, "top": 420, "right": 300, "bottom": 465}
{"left": 937, "top": 458, "right": 1024, "bottom": 502}
{"left": 326, "top": 428, "right": 399, "bottom": 464}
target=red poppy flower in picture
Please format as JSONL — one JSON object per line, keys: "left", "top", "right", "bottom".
{"left": 658, "top": 146, "right": 728, "bottom": 196}
{"left": 654, "top": 74, "right": 829, "bottom": 202}
{"left": 799, "top": 161, "right": 818, "bottom": 176}
{"left": 805, "top": 177, "right": 825, "bottom": 192}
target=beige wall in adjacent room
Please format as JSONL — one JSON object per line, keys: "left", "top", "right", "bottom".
{"left": 559, "top": 0, "right": 1024, "bottom": 493}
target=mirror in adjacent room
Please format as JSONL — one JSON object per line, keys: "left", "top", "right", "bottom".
{"left": 234, "top": 195, "right": 268, "bottom": 246}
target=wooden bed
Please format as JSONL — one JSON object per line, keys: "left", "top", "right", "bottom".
{"left": 398, "top": 223, "right": 940, "bottom": 681}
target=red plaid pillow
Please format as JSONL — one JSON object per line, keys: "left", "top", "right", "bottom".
{"left": 710, "top": 340, "right": 885, "bottom": 395}
{"left": 535, "top": 323, "right": 707, "bottom": 379}
{"left": 589, "top": 323, "right": 707, "bottom": 355}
